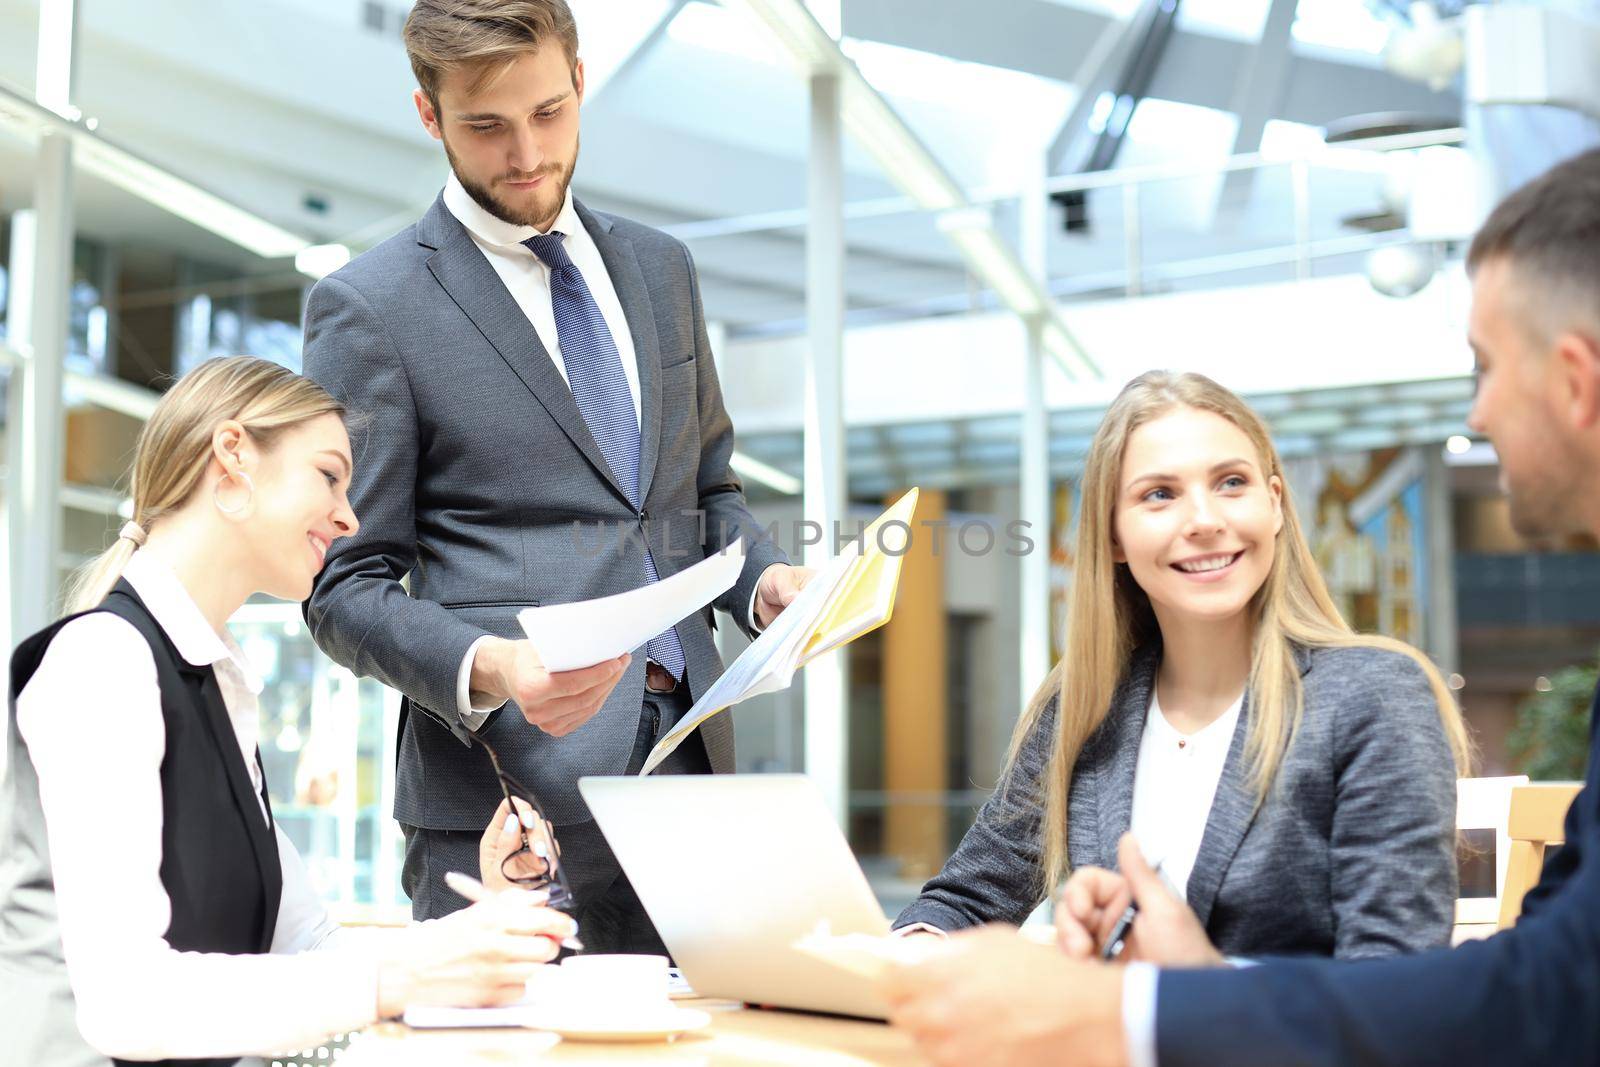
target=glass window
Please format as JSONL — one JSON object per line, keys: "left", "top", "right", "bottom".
{"left": 0, "top": 216, "right": 11, "bottom": 346}
{"left": 67, "top": 237, "right": 110, "bottom": 375}
{"left": 230, "top": 600, "right": 406, "bottom": 909}
{"left": 174, "top": 258, "right": 305, "bottom": 375}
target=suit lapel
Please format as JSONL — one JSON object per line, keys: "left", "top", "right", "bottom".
{"left": 1095, "top": 647, "right": 1159, "bottom": 869}
{"left": 419, "top": 196, "right": 631, "bottom": 507}
{"left": 1185, "top": 646, "right": 1314, "bottom": 927}
{"left": 580, "top": 200, "right": 665, "bottom": 505}
{"left": 1182, "top": 695, "right": 1256, "bottom": 927}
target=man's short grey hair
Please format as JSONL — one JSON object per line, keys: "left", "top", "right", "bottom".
{"left": 1467, "top": 146, "right": 1600, "bottom": 343}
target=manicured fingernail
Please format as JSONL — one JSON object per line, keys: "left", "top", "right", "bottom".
{"left": 519, "top": 809, "right": 538, "bottom": 830}
{"left": 504, "top": 813, "right": 520, "bottom": 834}
{"left": 532, "top": 840, "right": 549, "bottom": 859}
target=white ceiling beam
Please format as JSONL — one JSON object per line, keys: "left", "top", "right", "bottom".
{"left": 845, "top": 0, "right": 1460, "bottom": 127}
{"left": 723, "top": 0, "right": 1098, "bottom": 380}
{"left": 1047, "top": 5, "right": 1149, "bottom": 174}
{"left": 1229, "top": 0, "right": 1301, "bottom": 156}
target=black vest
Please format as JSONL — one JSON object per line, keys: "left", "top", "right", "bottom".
{"left": 9, "top": 580, "right": 283, "bottom": 1067}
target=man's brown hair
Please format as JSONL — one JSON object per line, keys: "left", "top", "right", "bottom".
{"left": 1466, "top": 147, "right": 1600, "bottom": 338}
{"left": 404, "top": 0, "right": 580, "bottom": 107}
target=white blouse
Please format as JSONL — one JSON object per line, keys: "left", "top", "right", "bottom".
{"left": 1127, "top": 687, "right": 1243, "bottom": 902}
{"left": 15, "top": 550, "right": 387, "bottom": 1061}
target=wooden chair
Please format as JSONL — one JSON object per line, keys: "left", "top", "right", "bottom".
{"left": 1452, "top": 776, "right": 1527, "bottom": 944}
{"left": 1496, "top": 782, "right": 1583, "bottom": 929}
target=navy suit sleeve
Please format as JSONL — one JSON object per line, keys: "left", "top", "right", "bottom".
{"left": 1154, "top": 724, "right": 1600, "bottom": 1067}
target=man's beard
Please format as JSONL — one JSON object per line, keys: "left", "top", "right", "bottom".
{"left": 1505, "top": 449, "right": 1579, "bottom": 544}
{"left": 443, "top": 133, "right": 579, "bottom": 230}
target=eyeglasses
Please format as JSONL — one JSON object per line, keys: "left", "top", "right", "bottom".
{"left": 468, "top": 731, "right": 578, "bottom": 915}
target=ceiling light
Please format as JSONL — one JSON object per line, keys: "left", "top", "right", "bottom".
{"left": 731, "top": 450, "right": 802, "bottom": 495}
{"left": 0, "top": 82, "right": 312, "bottom": 261}
{"left": 72, "top": 135, "right": 310, "bottom": 259}
{"left": 1367, "top": 243, "right": 1436, "bottom": 298}
{"left": 295, "top": 243, "right": 352, "bottom": 280}
{"left": 1445, "top": 434, "right": 1471, "bottom": 454}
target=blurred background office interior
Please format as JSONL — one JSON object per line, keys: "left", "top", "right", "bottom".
{"left": 1, "top": 0, "right": 1598, "bottom": 920}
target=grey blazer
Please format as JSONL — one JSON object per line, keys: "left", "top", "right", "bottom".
{"left": 302, "top": 195, "right": 785, "bottom": 829}
{"left": 896, "top": 643, "right": 1460, "bottom": 959}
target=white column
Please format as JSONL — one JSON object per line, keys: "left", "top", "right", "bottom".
{"left": 1018, "top": 155, "right": 1052, "bottom": 699}
{"left": 11, "top": 0, "right": 79, "bottom": 636}
{"left": 5, "top": 210, "right": 38, "bottom": 652}
{"left": 12, "top": 138, "right": 73, "bottom": 636}
{"left": 1425, "top": 447, "right": 1459, "bottom": 675}
{"left": 802, "top": 70, "right": 848, "bottom": 826}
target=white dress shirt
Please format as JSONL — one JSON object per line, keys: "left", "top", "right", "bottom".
{"left": 442, "top": 171, "right": 642, "bottom": 426}
{"left": 1127, "top": 687, "right": 1243, "bottom": 902}
{"left": 441, "top": 174, "right": 764, "bottom": 725}
{"left": 15, "top": 551, "right": 384, "bottom": 1061}
{"left": 1121, "top": 686, "right": 1244, "bottom": 1067}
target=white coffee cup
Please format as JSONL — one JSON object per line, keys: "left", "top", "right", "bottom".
{"left": 551, "top": 954, "right": 672, "bottom": 1022}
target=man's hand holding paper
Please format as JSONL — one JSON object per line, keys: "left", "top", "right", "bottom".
{"left": 484, "top": 544, "right": 747, "bottom": 737}
{"left": 755, "top": 563, "right": 818, "bottom": 629}
{"left": 469, "top": 642, "right": 632, "bottom": 737}
{"left": 640, "top": 490, "right": 920, "bottom": 774}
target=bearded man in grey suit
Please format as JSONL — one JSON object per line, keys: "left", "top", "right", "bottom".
{"left": 302, "top": 0, "right": 809, "bottom": 952}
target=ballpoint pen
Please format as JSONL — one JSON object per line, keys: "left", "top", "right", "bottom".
{"left": 1100, "top": 902, "right": 1139, "bottom": 961}
{"left": 444, "top": 870, "right": 586, "bottom": 952}
{"left": 1099, "top": 858, "right": 1164, "bottom": 961}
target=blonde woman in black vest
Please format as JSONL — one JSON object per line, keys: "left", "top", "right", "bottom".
{"left": 0, "top": 357, "right": 573, "bottom": 1067}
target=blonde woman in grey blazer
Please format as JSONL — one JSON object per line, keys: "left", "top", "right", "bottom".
{"left": 896, "top": 372, "right": 1470, "bottom": 960}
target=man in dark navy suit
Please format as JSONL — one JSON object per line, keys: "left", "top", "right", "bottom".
{"left": 883, "top": 146, "right": 1600, "bottom": 1067}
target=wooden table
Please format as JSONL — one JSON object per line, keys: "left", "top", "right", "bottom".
{"left": 340, "top": 999, "right": 924, "bottom": 1066}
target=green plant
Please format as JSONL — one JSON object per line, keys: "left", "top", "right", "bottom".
{"left": 1507, "top": 662, "right": 1596, "bottom": 781}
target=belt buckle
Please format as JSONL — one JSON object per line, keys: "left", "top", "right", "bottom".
{"left": 645, "top": 662, "right": 676, "bottom": 693}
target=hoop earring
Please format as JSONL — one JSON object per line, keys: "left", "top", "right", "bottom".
{"left": 214, "top": 471, "right": 255, "bottom": 516}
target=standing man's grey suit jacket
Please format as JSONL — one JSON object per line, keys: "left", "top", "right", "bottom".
{"left": 896, "top": 643, "right": 1459, "bottom": 959}
{"left": 302, "top": 195, "right": 784, "bottom": 835}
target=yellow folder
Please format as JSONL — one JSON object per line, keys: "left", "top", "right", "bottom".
{"left": 799, "top": 487, "right": 919, "bottom": 664}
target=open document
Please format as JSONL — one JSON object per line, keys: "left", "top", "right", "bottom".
{"left": 516, "top": 540, "right": 744, "bottom": 672}
{"left": 639, "top": 489, "right": 919, "bottom": 775}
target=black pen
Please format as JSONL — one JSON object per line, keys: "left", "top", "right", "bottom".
{"left": 1101, "top": 902, "right": 1139, "bottom": 961}
{"left": 1100, "top": 858, "right": 1164, "bottom": 961}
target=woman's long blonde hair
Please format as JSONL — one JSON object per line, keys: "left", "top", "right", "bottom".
{"left": 63, "top": 357, "right": 345, "bottom": 615}
{"left": 1012, "top": 370, "right": 1472, "bottom": 893}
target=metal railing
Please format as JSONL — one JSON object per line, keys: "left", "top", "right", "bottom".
{"left": 666, "top": 125, "right": 1470, "bottom": 322}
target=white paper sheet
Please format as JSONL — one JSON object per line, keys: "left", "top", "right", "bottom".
{"left": 516, "top": 541, "right": 745, "bottom": 672}
{"left": 639, "top": 540, "right": 863, "bottom": 774}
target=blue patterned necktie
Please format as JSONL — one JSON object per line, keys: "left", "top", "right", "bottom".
{"left": 523, "top": 231, "right": 686, "bottom": 683}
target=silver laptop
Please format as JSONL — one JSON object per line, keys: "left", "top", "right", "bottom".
{"left": 577, "top": 774, "right": 892, "bottom": 1020}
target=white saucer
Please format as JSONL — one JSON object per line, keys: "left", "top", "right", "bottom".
{"left": 525, "top": 1006, "right": 712, "bottom": 1042}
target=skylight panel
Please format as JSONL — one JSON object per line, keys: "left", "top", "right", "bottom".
{"left": 569, "top": 0, "right": 678, "bottom": 94}
{"left": 1292, "top": 0, "right": 1395, "bottom": 55}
